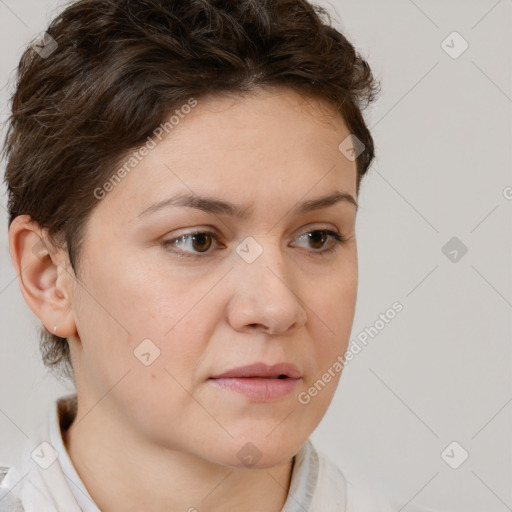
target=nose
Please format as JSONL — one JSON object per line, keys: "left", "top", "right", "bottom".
{"left": 226, "top": 243, "right": 308, "bottom": 336}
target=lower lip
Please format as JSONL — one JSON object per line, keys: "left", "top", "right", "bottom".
{"left": 209, "top": 377, "right": 300, "bottom": 402}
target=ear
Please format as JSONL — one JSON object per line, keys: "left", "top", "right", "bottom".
{"left": 8, "top": 215, "right": 77, "bottom": 339}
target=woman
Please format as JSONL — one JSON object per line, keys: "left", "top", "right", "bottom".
{"left": 0, "top": 0, "right": 392, "bottom": 510}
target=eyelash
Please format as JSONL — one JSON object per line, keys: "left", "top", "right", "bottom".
{"left": 161, "top": 229, "right": 347, "bottom": 259}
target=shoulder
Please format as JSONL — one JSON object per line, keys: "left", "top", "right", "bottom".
{"left": 0, "top": 393, "right": 81, "bottom": 512}
{"left": 0, "top": 464, "right": 26, "bottom": 511}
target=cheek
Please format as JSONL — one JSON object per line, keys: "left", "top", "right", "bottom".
{"left": 312, "top": 266, "right": 357, "bottom": 341}
{"left": 78, "top": 249, "right": 202, "bottom": 340}
{"left": 303, "top": 266, "right": 357, "bottom": 398}
{"left": 72, "top": 253, "right": 219, "bottom": 390}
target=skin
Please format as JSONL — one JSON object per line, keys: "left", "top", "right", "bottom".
{"left": 9, "top": 86, "right": 359, "bottom": 512}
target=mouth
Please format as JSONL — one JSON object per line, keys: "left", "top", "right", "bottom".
{"left": 209, "top": 362, "right": 302, "bottom": 402}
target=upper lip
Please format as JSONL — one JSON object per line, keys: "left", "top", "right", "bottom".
{"left": 210, "top": 362, "right": 301, "bottom": 379}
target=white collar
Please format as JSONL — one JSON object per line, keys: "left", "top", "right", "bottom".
{"left": 49, "top": 394, "right": 100, "bottom": 512}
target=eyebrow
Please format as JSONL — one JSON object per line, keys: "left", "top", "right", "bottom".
{"left": 137, "top": 190, "right": 358, "bottom": 220}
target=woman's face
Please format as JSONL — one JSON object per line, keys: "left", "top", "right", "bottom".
{"left": 67, "top": 87, "right": 359, "bottom": 468}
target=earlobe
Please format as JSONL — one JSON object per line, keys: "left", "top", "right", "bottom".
{"left": 8, "top": 215, "right": 77, "bottom": 339}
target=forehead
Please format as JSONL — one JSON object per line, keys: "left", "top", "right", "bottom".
{"left": 95, "top": 87, "right": 357, "bottom": 222}
{"left": 180, "top": 86, "right": 350, "bottom": 141}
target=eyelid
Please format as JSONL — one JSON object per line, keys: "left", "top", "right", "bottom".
{"left": 290, "top": 222, "right": 340, "bottom": 239}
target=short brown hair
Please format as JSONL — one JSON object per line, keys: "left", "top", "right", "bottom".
{"left": 2, "top": 0, "right": 380, "bottom": 383}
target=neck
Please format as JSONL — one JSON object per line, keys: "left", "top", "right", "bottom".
{"left": 62, "top": 399, "right": 295, "bottom": 512}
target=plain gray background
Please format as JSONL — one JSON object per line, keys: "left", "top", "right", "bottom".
{"left": 1, "top": 1, "right": 511, "bottom": 510}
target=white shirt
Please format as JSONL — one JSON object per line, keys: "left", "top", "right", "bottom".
{"left": 0, "top": 393, "right": 395, "bottom": 511}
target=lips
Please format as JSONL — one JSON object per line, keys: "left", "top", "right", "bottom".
{"left": 209, "top": 362, "right": 302, "bottom": 402}
{"left": 210, "top": 362, "right": 301, "bottom": 380}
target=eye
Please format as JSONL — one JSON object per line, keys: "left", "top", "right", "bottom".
{"left": 161, "top": 230, "right": 220, "bottom": 258}
{"left": 293, "top": 229, "right": 347, "bottom": 255}
{"left": 161, "top": 228, "right": 347, "bottom": 258}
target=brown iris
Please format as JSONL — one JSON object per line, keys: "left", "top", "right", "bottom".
{"left": 191, "top": 233, "right": 213, "bottom": 253}
{"left": 307, "top": 231, "right": 328, "bottom": 250}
